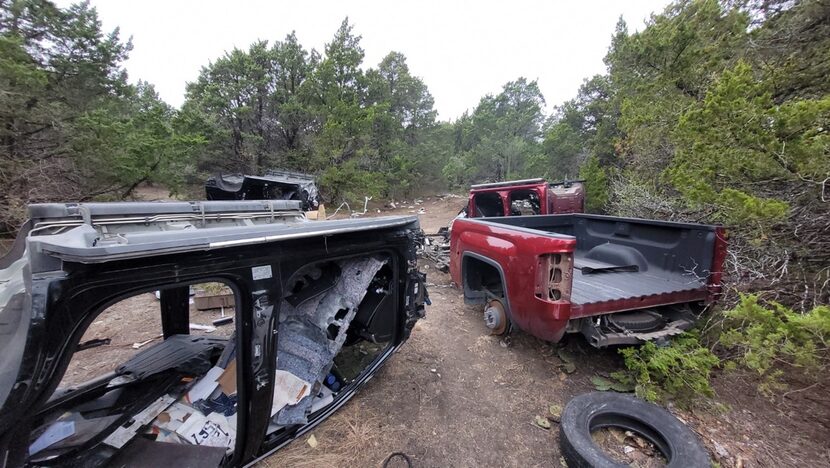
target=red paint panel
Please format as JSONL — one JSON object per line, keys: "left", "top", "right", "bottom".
{"left": 707, "top": 227, "right": 729, "bottom": 303}
{"left": 450, "top": 218, "right": 575, "bottom": 341}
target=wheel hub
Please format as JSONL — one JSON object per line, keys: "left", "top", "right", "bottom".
{"left": 483, "top": 299, "right": 508, "bottom": 335}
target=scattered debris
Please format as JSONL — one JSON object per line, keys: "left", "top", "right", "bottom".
{"left": 307, "top": 434, "right": 318, "bottom": 449}
{"left": 9, "top": 200, "right": 427, "bottom": 466}
{"left": 77, "top": 337, "right": 111, "bottom": 351}
{"left": 326, "top": 201, "right": 351, "bottom": 219}
{"left": 212, "top": 316, "right": 233, "bottom": 326}
{"left": 176, "top": 411, "right": 235, "bottom": 448}
{"left": 327, "top": 196, "right": 374, "bottom": 219}
{"left": 189, "top": 323, "right": 216, "bottom": 333}
{"left": 418, "top": 233, "right": 450, "bottom": 272}
{"left": 561, "top": 392, "right": 710, "bottom": 467}
{"left": 193, "top": 293, "right": 234, "bottom": 311}
{"left": 591, "top": 375, "right": 635, "bottom": 392}
{"left": 548, "top": 404, "right": 562, "bottom": 423}
{"left": 355, "top": 196, "right": 373, "bottom": 217}
{"left": 270, "top": 370, "right": 311, "bottom": 417}
{"left": 132, "top": 334, "right": 163, "bottom": 349}
{"left": 713, "top": 441, "right": 730, "bottom": 459}
{"left": 534, "top": 415, "right": 552, "bottom": 430}
{"left": 274, "top": 256, "right": 387, "bottom": 425}
{"left": 558, "top": 348, "right": 577, "bottom": 374}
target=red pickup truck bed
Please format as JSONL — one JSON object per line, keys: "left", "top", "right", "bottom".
{"left": 449, "top": 214, "right": 727, "bottom": 346}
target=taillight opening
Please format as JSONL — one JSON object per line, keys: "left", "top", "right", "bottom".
{"left": 535, "top": 253, "right": 572, "bottom": 302}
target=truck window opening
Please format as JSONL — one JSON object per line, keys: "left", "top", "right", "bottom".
{"left": 474, "top": 193, "right": 503, "bottom": 217}
{"left": 509, "top": 190, "right": 541, "bottom": 216}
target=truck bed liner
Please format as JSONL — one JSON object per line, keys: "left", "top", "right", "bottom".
{"left": 464, "top": 214, "right": 720, "bottom": 316}
{"left": 570, "top": 268, "right": 704, "bottom": 305}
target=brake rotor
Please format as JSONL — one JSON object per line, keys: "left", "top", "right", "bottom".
{"left": 483, "top": 299, "right": 508, "bottom": 335}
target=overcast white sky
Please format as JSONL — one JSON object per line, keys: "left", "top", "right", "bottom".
{"left": 56, "top": 0, "right": 670, "bottom": 120}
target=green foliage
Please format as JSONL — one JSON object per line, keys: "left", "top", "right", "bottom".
{"left": 544, "top": 75, "right": 619, "bottom": 181}
{"left": 616, "top": 333, "right": 719, "bottom": 405}
{"left": 579, "top": 155, "right": 608, "bottom": 213}
{"left": 669, "top": 61, "right": 828, "bottom": 226}
{"left": 441, "top": 78, "right": 546, "bottom": 186}
{"left": 320, "top": 160, "right": 386, "bottom": 206}
{"left": 0, "top": 0, "right": 202, "bottom": 233}
{"left": 542, "top": 120, "right": 582, "bottom": 178}
{"left": 608, "top": 0, "right": 750, "bottom": 177}
{"left": 72, "top": 82, "right": 204, "bottom": 198}
{"left": 184, "top": 36, "right": 320, "bottom": 174}
{"left": 183, "top": 20, "right": 443, "bottom": 204}
{"left": 591, "top": 375, "right": 634, "bottom": 393}
{"left": 565, "top": 0, "right": 830, "bottom": 306}
{"left": 3, "top": 0, "right": 828, "bottom": 313}
{"left": 720, "top": 295, "right": 830, "bottom": 394}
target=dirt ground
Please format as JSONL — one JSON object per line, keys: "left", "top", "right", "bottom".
{"left": 11, "top": 189, "right": 830, "bottom": 467}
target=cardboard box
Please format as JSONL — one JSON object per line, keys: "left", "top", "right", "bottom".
{"left": 193, "top": 294, "right": 234, "bottom": 311}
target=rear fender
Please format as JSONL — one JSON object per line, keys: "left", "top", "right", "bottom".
{"left": 451, "top": 218, "right": 576, "bottom": 342}
{"left": 460, "top": 252, "right": 513, "bottom": 320}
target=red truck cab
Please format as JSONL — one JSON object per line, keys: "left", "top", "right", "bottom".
{"left": 467, "top": 179, "right": 584, "bottom": 218}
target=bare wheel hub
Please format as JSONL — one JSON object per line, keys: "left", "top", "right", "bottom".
{"left": 483, "top": 299, "right": 508, "bottom": 335}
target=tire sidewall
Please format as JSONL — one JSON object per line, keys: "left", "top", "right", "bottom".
{"left": 559, "top": 392, "right": 710, "bottom": 468}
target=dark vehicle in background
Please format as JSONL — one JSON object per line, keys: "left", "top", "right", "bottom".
{"left": 466, "top": 178, "right": 585, "bottom": 218}
{"left": 450, "top": 213, "right": 727, "bottom": 347}
{"left": 0, "top": 201, "right": 426, "bottom": 466}
{"left": 206, "top": 170, "right": 321, "bottom": 211}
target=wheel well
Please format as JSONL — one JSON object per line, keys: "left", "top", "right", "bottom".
{"left": 462, "top": 255, "right": 505, "bottom": 304}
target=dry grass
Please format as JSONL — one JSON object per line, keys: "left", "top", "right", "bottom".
{"left": 261, "top": 411, "right": 386, "bottom": 468}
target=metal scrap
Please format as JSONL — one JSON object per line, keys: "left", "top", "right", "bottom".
{"left": 418, "top": 234, "right": 450, "bottom": 273}
{"left": 205, "top": 169, "right": 320, "bottom": 211}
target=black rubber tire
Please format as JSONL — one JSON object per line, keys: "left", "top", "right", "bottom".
{"left": 559, "top": 392, "right": 710, "bottom": 468}
{"left": 607, "top": 311, "right": 664, "bottom": 332}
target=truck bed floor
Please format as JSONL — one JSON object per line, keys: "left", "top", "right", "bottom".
{"left": 570, "top": 269, "right": 704, "bottom": 305}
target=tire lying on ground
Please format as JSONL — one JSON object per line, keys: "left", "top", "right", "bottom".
{"left": 559, "top": 392, "right": 710, "bottom": 467}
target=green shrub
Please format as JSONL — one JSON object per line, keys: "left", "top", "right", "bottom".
{"left": 720, "top": 295, "right": 830, "bottom": 394}
{"left": 579, "top": 155, "right": 609, "bottom": 213}
{"left": 320, "top": 161, "right": 387, "bottom": 206}
{"left": 614, "top": 333, "right": 719, "bottom": 405}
